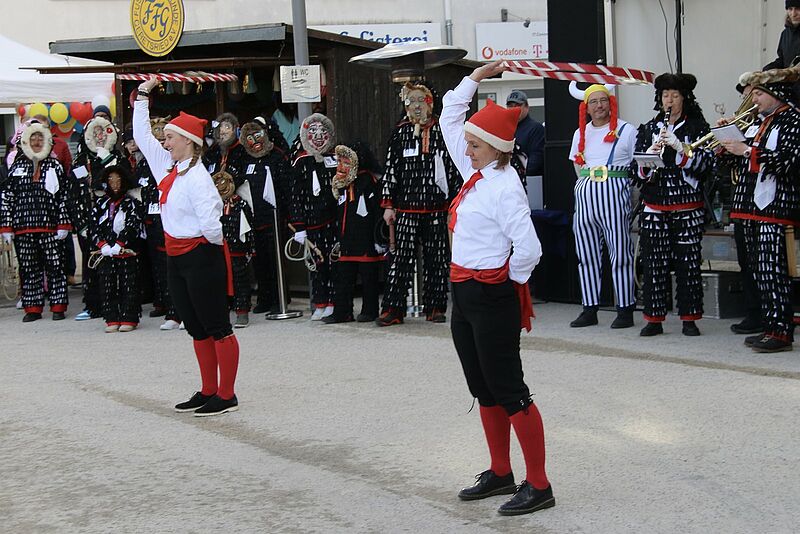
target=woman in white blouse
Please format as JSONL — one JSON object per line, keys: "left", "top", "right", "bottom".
{"left": 440, "top": 60, "right": 554, "bottom": 516}
{"left": 133, "top": 75, "right": 241, "bottom": 417}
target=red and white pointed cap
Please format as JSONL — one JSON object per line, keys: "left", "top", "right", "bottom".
{"left": 463, "top": 99, "right": 518, "bottom": 153}
{"left": 164, "top": 111, "right": 207, "bottom": 147}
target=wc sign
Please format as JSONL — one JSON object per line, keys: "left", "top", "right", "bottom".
{"left": 476, "top": 22, "right": 548, "bottom": 61}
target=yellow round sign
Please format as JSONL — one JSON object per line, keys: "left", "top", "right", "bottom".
{"left": 130, "top": 0, "right": 185, "bottom": 57}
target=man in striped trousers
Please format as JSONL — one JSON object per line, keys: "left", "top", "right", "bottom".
{"left": 567, "top": 83, "right": 637, "bottom": 328}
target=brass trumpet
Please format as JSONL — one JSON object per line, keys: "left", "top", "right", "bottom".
{"left": 685, "top": 101, "right": 758, "bottom": 156}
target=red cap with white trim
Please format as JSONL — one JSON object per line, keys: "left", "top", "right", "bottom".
{"left": 164, "top": 112, "right": 207, "bottom": 147}
{"left": 463, "top": 99, "right": 518, "bottom": 153}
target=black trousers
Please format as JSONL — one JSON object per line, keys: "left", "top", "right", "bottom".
{"left": 78, "top": 234, "right": 102, "bottom": 316}
{"left": 16, "top": 232, "right": 68, "bottom": 312}
{"left": 333, "top": 260, "right": 380, "bottom": 319}
{"left": 382, "top": 211, "right": 450, "bottom": 314}
{"left": 146, "top": 228, "right": 178, "bottom": 320}
{"left": 99, "top": 256, "right": 140, "bottom": 324}
{"left": 639, "top": 208, "right": 704, "bottom": 320}
{"left": 167, "top": 244, "right": 232, "bottom": 341}
{"left": 741, "top": 219, "right": 793, "bottom": 339}
{"left": 230, "top": 255, "right": 251, "bottom": 313}
{"left": 451, "top": 279, "right": 530, "bottom": 416}
{"left": 308, "top": 222, "right": 338, "bottom": 307}
{"left": 253, "top": 225, "right": 280, "bottom": 307}
{"left": 734, "top": 221, "right": 761, "bottom": 321}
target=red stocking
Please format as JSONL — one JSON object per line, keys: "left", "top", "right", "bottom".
{"left": 193, "top": 337, "right": 217, "bottom": 396}
{"left": 509, "top": 403, "right": 550, "bottom": 489}
{"left": 479, "top": 405, "right": 512, "bottom": 476}
{"left": 215, "top": 335, "right": 240, "bottom": 400}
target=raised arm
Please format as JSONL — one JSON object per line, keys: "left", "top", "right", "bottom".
{"left": 132, "top": 76, "right": 173, "bottom": 179}
{"left": 440, "top": 60, "right": 509, "bottom": 178}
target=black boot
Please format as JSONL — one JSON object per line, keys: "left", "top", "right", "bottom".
{"left": 640, "top": 322, "right": 663, "bottom": 336}
{"left": 569, "top": 306, "right": 598, "bottom": 327}
{"left": 682, "top": 321, "right": 700, "bottom": 336}
{"left": 610, "top": 306, "right": 634, "bottom": 329}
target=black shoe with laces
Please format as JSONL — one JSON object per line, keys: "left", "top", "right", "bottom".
{"left": 174, "top": 391, "right": 215, "bottom": 413}
{"left": 194, "top": 394, "right": 239, "bottom": 417}
{"left": 570, "top": 306, "right": 598, "bottom": 327}
{"left": 744, "top": 334, "right": 765, "bottom": 347}
{"left": 640, "top": 322, "right": 663, "bottom": 336}
{"left": 22, "top": 312, "right": 42, "bottom": 323}
{"left": 682, "top": 321, "right": 700, "bottom": 336}
{"left": 497, "top": 481, "right": 556, "bottom": 516}
{"left": 751, "top": 335, "right": 793, "bottom": 353}
{"left": 457, "top": 470, "right": 516, "bottom": 501}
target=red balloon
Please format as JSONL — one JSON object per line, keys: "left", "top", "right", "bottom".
{"left": 17, "top": 104, "right": 26, "bottom": 117}
{"left": 71, "top": 102, "right": 93, "bottom": 125}
{"left": 110, "top": 81, "right": 116, "bottom": 94}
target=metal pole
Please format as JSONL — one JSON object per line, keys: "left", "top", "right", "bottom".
{"left": 444, "top": 0, "right": 453, "bottom": 45}
{"left": 291, "top": 0, "right": 313, "bottom": 120}
{"left": 266, "top": 208, "right": 303, "bottom": 320}
{"left": 675, "top": 0, "right": 683, "bottom": 73}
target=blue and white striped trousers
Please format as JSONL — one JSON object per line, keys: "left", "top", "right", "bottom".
{"left": 573, "top": 176, "right": 635, "bottom": 308}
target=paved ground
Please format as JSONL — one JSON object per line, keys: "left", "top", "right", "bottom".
{"left": 2, "top": 293, "right": 799, "bottom": 533}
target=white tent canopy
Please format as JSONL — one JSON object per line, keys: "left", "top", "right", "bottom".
{"left": 0, "top": 33, "right": 113, "bottom": 105}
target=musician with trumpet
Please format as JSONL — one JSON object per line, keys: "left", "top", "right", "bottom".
{"left": 633, "top": 73, "right": 712, "bottom": 337}
{"left": 714, "top": 65, "right": 800, "bottom": 353}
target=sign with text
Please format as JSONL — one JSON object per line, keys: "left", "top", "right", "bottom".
{"left": 279, "top": 65, "right": 322, "bottom": 103}
{"left": 475, "top": 21, "right": 548, "bottom": 61}
{"left": 130, "top": 0, "right": 185, "bottom": 57}
{"left": 312, "top": 23, "right": 442, "bottom": 45}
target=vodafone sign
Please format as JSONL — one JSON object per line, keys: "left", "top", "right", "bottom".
{"left": 476, "top": 21, "right": 548, "bottom": 61}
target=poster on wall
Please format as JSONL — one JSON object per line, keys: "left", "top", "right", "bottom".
{"left": 280, "top": 65, "right": 322, "bottom": 103}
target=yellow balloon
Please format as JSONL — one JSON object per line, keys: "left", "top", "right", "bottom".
{"left": 50, "top": 102, "right": 69, "bottom": 124}
{"left": 28, "top": 102, "right": 49, "bottom": 120}
{"left": 58, "top": 118, "right": 77, "bottom": 133}
{"left": 109, "top": 97, "right": 117, "bottom": 118}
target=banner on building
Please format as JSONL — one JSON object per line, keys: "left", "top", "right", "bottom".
{"left": 475, "top": 22, "right": 547, "bottom": 62}
{"left": 313, "top": 23, "right": 442, "bottom": 45}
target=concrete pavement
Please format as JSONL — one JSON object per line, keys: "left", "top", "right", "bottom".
{"left": 1, "top": 297, "right": 799, "bottom": 533}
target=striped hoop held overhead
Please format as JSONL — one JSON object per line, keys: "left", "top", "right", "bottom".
{"left": 503, "top": 60, "right": 655, "bottom": 86}
{"left": 116, "top": 72, "right": 239, "bottom": 83}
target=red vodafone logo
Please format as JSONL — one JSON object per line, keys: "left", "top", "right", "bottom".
{"left": 481, "top": 46, "right": 494, "bottom": 60}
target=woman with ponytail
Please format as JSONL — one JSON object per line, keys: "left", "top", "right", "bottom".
{"left": 133, "top": 75, "right": 241, "bottom": 417}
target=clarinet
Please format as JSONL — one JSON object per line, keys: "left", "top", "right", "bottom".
{"left": 647, "top": 106, "right": 672, "bottom": 184}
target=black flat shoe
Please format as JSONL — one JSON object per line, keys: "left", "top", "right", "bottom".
{"left": 52, "top": 312, "right": 66, "bottom": 321}
{"left": 744, "top": 334, "right": 765, "bottom": 347}
{"left": 458, "top": 470, "right": 516, "bottom": 501}
{"left": 640, "top": 322, "right": 663, "bottom": 337}
{"left": 497, "top": 481, "right": 555, "bottom": 516}
{"left": 610, "top": 308, "right": 634, "bottom": 329}
{"left": 356, "top": 313, "right": 377, "bottom": 323}
{"left": 682, "top": 321, "right": 700, "bottom": 336}
{"left": 751, "top": 335, "right": 793, "bottom": 353}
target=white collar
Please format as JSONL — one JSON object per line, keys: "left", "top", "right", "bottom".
{"left": 176, "top": 158, "right": 192, "bottom": 173}
{"left": 478, "top": 161, "right": 503, "bottom": 179}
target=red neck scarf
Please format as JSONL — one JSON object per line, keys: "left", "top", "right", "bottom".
{"left": 157, "top": 166, "right": 179, "bottom": 205}
{"left": 448, "top": 170, "right": 483, "bottom": 232}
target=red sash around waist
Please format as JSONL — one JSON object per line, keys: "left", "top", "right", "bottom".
{"left": 450, "top": 261, "right": 535, "bottom": 332}
{"left": 164, "top": 232, "right": 233, "bottom": 297}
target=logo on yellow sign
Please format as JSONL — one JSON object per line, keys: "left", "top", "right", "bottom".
{"left": 130, "top": 0, "right": 185, "bottom": 57}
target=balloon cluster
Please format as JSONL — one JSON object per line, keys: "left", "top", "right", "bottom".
{"left": 17, "top": 82, "right": 118, "bottom": 139}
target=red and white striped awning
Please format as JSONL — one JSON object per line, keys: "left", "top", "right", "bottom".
{"left": 503, "top": 60, "right": 655, "bottom": 86}
{"left": 116, "top": 72, "right": 238, "bottom": 83}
